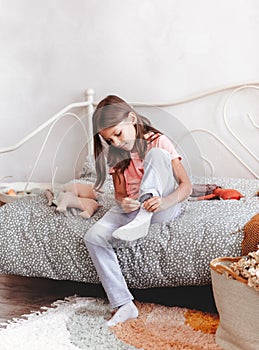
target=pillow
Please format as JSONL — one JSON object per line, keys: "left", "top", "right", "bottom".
{"left": 80, "top": 155, "right": 96, "bottom": 180}
{"left": 80, "top": 154, "right": 110, "bottom": 185}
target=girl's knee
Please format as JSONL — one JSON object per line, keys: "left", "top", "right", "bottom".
{"left": 144, "top": 148, "right": 172, "bottom": 172}
{"left": 84, "top": 225, "right": 102, "bottom": 245}
{"left": 84, "top": 225, "right": 112, "bottom": 248}
{"left": 145, "top": 148, "right": 171, "bottom": 162}
{"left": 83, "top": 228, "right": 96, "bottom": 246}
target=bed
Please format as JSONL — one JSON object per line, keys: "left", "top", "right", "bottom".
{"left": 0, "top": 83, "right": 258, "bottom": 289}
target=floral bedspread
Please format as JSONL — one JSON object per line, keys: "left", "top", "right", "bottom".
{"left": 0, "top": 175, "right": 258, "bottom": 288}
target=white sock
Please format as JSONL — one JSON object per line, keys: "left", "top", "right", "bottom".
{"left": 112, "top": 207, "right": 153, "bottom": 241}
{"left": 107, "top": 301, "right": 139, "bottom": 327}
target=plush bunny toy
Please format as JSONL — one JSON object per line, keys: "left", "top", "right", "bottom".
{"left": 45, "top": 182, "right": 100, "bottom": 219}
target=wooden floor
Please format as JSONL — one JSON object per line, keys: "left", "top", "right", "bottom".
{"left": 0, "top": 274, "right": 217, "bottom": 324}
{"left": 0, "top": 274, "right": 107, "bottom": 324}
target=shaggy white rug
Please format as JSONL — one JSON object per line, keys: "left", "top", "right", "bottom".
{"left": 0, "top": 296, "right": 137, "bottom": 350}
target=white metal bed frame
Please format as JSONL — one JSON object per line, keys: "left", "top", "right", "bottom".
{"left": 0, "top": 83, "right": 258, "bottom": 185}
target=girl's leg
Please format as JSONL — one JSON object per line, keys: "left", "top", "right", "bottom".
{"left": 84, "top": 207, "right": 139, "bottom": 325}
{"left": 141, "top": 147, "right": 181, "bottom": 224}
{"left": 112, "top": 148, "right": 180, "bottom": 241}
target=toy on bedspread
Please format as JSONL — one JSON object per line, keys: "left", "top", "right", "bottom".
{"left": 44, "top": 182, "right": 101, "bottom": 218}
{"left": 190, "top": 184, "right": 244, "bottom": 201}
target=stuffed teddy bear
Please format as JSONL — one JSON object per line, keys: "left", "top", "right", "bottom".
{"left": 45, "top": 182, "right": 100, "bottom": 219}
{"left": 190, "top": 185, "right": 244, "bottom": 201}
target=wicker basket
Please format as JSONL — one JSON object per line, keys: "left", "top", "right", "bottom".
{"left": 210, "top": 257, "right": 259, "bottom": 350}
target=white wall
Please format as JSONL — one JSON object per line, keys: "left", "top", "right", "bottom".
{"left": 0, "top": 0, "right": 258, "bottom": 183}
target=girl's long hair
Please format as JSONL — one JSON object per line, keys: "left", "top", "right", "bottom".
{"left": 92, "top": 95, "right": 161, "bottom": 190}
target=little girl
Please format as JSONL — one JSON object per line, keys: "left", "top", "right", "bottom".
{"left": 84, "top": 95, "right": 192, "bottom": 326}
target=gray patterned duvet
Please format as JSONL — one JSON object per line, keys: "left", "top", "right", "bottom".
{"left": 0, "top": 175, "right": 258, "bottom": 288}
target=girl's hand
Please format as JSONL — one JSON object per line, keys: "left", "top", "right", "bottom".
{"left": 142, "top": 196, "right": 169, "bottom": 212}
{"left": 121, "top": 197, "right": 140, "bottom": 213}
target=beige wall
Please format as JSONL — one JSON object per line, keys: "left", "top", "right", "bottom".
{"left": 0, "top": 0, "right": 258, "bottom": 182}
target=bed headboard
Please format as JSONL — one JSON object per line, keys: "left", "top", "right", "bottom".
{"left": 0, "top": 83, "right": 258, "bottom": 184}
{"left": 0, "top": 89, "right": 95, "bottom": 184}
{"left": 128, "top": 83, "right": 259, "bottom": 179}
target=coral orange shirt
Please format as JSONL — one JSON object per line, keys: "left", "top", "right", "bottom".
{"left": 110, "top": 133, "right": 181, "bottom": 199}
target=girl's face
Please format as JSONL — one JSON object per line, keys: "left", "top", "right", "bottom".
{"left": 99, "top": 112, "right": 137, "bottom": 151}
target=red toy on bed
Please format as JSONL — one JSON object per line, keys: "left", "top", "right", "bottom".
{"left": 190, "top": 185, "right": 244, "bottom": 201}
